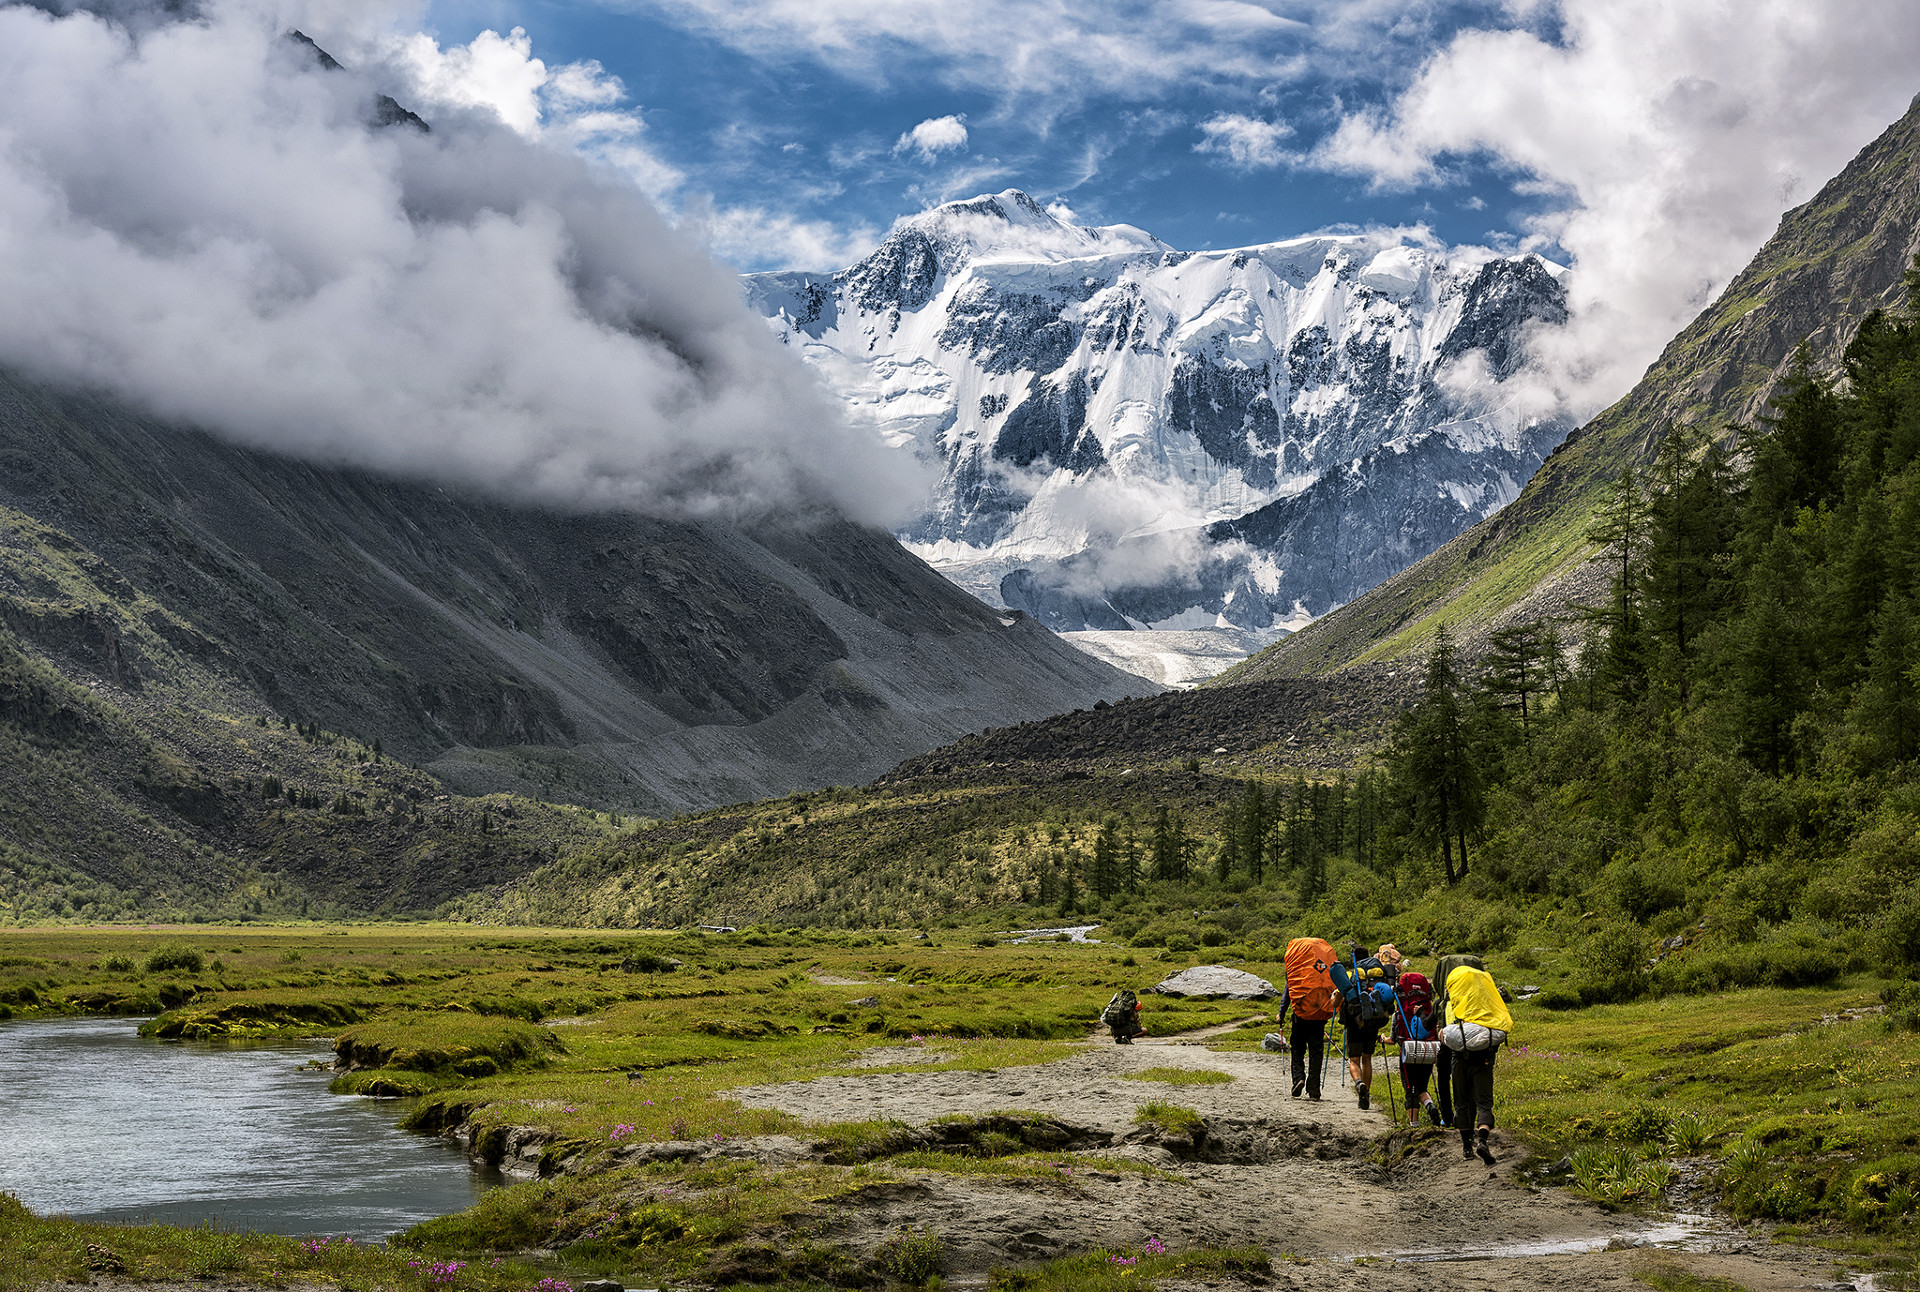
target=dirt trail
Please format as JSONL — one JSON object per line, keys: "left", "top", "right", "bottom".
{"left": 730, "top": 1032, "right": 1857, "bottom": 1290}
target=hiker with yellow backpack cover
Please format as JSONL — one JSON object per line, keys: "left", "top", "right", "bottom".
{"left": 1442, "top": 963, "right": 1512, "bottom": 1165}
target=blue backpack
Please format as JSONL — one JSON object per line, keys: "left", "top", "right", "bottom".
{"left": 1330, "top": 954, "right": 1394, "bottom": 1024}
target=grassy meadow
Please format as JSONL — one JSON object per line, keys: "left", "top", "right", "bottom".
{"left": 3, "top": 923, "right": 1919, "bottom": 1288}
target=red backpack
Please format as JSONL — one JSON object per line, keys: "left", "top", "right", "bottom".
{"left": 1284, "top": 937, "right": 1341, "bottom": 1022}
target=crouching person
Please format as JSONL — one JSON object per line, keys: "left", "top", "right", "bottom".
{"left": 1440, "top": 963, "right": 1512, "bottom": 1164}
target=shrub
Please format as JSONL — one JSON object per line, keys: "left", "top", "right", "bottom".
{"left": 102, "top": 955, "right": 134, "bottom": 973}
{"left": 1164, "top": 934, "right": 1197, "bottom": 954}
{"left": 144, "top": 943, "right": 204, "bottom": 974}
{"left": 1572, "top": 924, "right": 1648, "bottom": 1005}
{"left": 1534, "top": 986, "right": 1584, "bottom": 1011}
{"left": 878, "top": 1225, "right": 942, "bottom": 1284}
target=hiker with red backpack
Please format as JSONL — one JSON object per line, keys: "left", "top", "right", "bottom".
{"left": 1278, "top": 937, "right": 1341, "bottom": 1100}
{"left": 1390, "top": 970, "right": 1443, "bottom": 1128}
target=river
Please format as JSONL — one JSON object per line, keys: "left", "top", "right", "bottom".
{"left": 0, "top": 1015, "right": 498, "bottom": 1237}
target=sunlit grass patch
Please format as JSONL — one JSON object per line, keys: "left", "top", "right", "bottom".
{"left": 1132, "top": 1101, "right": 1203, "bottom": 1135}
{"left": 986, "top": 1243, "right": 1270, "bottom": 1290}
{"left": 0, "top": 1192, "right": 539, "bottom": 1292}
{"left": 1120, "top": 1066, "right": 1232, "bottom": 1086}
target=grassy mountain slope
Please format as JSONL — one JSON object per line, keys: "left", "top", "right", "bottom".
{"left": 1226, "top": 92, "right": 1920, "bottom": 680}
{"left": 0, "top": 362, "right": 1155, "bottom": 917}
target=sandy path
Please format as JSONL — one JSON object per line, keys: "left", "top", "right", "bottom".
{"left": 729, "top": 1034, "right": 1852, "bottom": 1289}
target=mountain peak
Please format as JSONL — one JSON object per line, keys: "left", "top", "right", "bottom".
{"left": 892, "top": 189, "right": 1168, "bottom": 268}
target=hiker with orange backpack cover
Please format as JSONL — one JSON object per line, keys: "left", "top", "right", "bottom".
{"left": 1277, "top": 937, "right": 1340, "bottom": 1100}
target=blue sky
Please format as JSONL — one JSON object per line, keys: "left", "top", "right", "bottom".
{"left": 415, "top": 0, "right": 1574, "bottom": 270}
{"left": 392, "top": 0, "right": 1920, "bottom": 418}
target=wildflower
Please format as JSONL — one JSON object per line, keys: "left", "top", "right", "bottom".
{"left": 1143, "top": 1237, "right": 1167, "bottom": 1256}
{"left": 536, "top": 1280, "right": 572, "bottom": 1292}
{"left": 1108, "top": 1255, "right": 1138, "bottom": 1266}
{"left": 609, "top": 1123, "right": 637, "bottom": 1141}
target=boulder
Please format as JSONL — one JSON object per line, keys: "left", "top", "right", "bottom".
{"left": 1149, "top": 965, "right": 1278, "bottom": 1000}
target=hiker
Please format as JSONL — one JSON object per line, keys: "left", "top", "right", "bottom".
{"left": 1429, "top": 951, "right": 1485, "bottom": 1128}
{"left": 1391, "top": 970, "right": 1442, "bottom": 1128}
{"left": 1279, "top": 937, "right": 1341, "bottom": 1100}
{"left": 1102, "top": 989, "right": 1145, "bottom": 1044}
{"left": 1327, "top": 942, "right": 1395, "bottom": 1111}
{"left": 1441, "top": 962, "right": 1512, "bottom": 1165}
{"left": 1338, "top": 976, "right": 1387, "bottom": 1111}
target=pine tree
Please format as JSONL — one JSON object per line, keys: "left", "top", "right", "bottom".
{"left": 1151, "top": 806, "right": 1176, "bottom": 881}
{"left": 1482, "top": 620, "right": 1557, "bottom": 735}
{"left": 1643, "top": 427, "right": 1738, "bottom": 702}
{"left": 1390, "top": 625, "right": 1484, "bottom": 884}
{"left": 1236, "top": 782, "right": 1266, "bottom": 883}
{"left": 1586, "top": 467, "right": 1652, "bottom": 702}
{"left": 1729, "top": 532, "right": 1811, "bottom": 775}
{"left": 1851, "top": 595, "right": 1920, "bottom": 768}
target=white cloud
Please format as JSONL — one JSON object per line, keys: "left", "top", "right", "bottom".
{"left": 0, "top": 0, "right": 925, "bottom": 522}
{"left": 1194, "top": 112, "right": 1292, "bottom": 169}
{"left": 629, "top": 0, "right": 1325, "bottom": 107}
{"left": 894, "top": 113, "right": 969, "bottom": 160}
{"left": 1312, "top": 0, "right": 1920, "bottom": 421}
{"left": 680, "top": 197, "right": 882, "bottom": 272}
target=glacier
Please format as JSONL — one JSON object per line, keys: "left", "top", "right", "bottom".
{"left": 743, "top": 190, "right": 1570, "bottom": 682}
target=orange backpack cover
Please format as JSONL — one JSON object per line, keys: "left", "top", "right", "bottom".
{"left": 1284, "top": 937, "right": 1341, "bottom": 1022}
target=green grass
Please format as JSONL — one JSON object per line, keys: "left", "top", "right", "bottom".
{"left": 1120, "top": 1066, "right": 1233, "bottom": 1086}
{"left": 1499, "top": 977, "right": 1920, "bottom": 1239}
{"left": 985, "top": 1244, "right": 1271, "bottom": 1290}
{"left": 1131, "top": 1101, "right": 1203, "bottom": 1135}
{"left": 0, "top": 1192, "right": 542, "bottom": 1292}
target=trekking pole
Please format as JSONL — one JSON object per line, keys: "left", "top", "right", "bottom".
{"left": 1384, "top": 1042, "right": 1399, "bottom": 1125}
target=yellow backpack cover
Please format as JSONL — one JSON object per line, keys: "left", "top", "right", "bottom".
{"left": 1444, "top": 966, "right": 1513, "bottom": 1032}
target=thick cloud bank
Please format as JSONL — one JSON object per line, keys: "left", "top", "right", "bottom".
{"left": 0, "top": 0, "right": 921, "bottom": 520}
{"left": 1319, "top": 0, "right": 1920, "bottom": 421}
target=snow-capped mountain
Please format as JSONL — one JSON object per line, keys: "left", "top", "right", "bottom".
{"left": 745, "top": 190, "right": 1570, "bottom": 659}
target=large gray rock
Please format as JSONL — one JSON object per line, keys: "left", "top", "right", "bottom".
{"left": 1149, "top": 965, "right": 1278, "bottom": 1000}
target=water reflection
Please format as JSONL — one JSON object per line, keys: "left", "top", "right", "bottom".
{"left": 0, "top": 1015, "right": 498, "bottom": 1237}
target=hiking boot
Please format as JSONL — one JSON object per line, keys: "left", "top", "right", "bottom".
{"left": 1425, "top": 1102, "right": 1442, "bottom": 1129}
{"left": 1307, "top": 1088, "right": 1322, "bottom": 1101}
{"left": 1476, "top": 1127, "right": 1497, "bottom": 1166}
{"left": 1355, "top": 1082, "right": 1369, "bottom": 1111}
{"left": 1461, "top": 1136, "right": 1474, "bottom": 1159}
{"left": 1291, "top": 1078, "right": 1305, "bottom": 1098}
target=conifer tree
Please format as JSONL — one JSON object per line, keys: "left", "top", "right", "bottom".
{"left": 1390, "top": 625, "right": 1484, "bottom": 884}
{"left": 1851, "top": 595, "right": 1920, "bottom": 768}
{"left": 1586, "top": 467, "right": 1652, "bottom": 702}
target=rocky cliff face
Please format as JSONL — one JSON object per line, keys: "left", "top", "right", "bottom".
{"left": 745, "top": 192, "right": 1571, "bottom": 642}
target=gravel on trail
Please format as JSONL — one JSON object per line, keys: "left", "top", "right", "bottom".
{"left": 730, "top": 1033, "right": 1854, "bottom": 1291}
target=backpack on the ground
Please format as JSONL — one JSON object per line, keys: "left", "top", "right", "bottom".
{"left": 1101, "top": 989, "right": 1139, "bottom": 1024}
{"left": 1283, "top": 937, "right": 1342, "bottom": 1022}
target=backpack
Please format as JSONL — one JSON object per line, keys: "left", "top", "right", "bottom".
{"left": 1395, "top": 971, "right": 1433, "bottom": 1040}
{"left": 1330, "top": 954, "right": 1394, "bottom": 1024}
{"left": 1283, "top": 938, "right": 1341, "bottom": 1022}
{"left": 1101, "top": 989, "right": 1138, "bottom": 1024}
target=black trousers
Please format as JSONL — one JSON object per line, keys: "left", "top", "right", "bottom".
{"left": 1451, "top": 1046, "right": 1497, "bottom": 1141}
{"left": 1289, "top": 1016, "right": 1327, "bottom": 1095}
{"left": 1436, "top": 1044, "right": 1454, "bottom": 1123}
